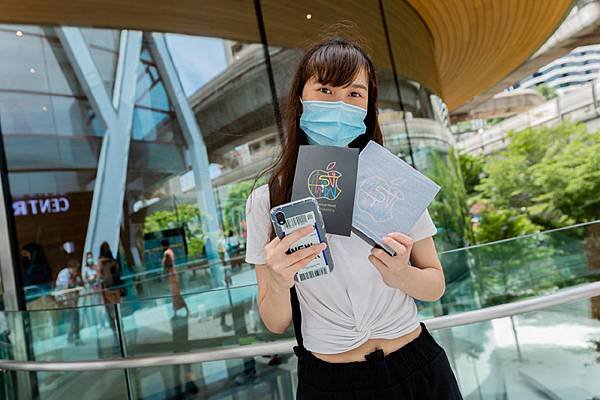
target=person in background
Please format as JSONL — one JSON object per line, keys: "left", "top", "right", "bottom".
{"left": 217, "top": 233, "right": 229, "bottom": 265}
{"left": 98, "top": 242, "right": 122, "bottom": 335}
{"left": 161, "top": 239, "right": 198, "bottom": 397}
{"left": 226, "top": 230, "right": 242, "bottom": 270}
{"left": 162, "top": 239, "right": 189, "bottom": 317}
{"left": 82, "top": 251, "right": 104, "bottom": 328}
{"left": 55, "top": 258, "right": 83, "bottom": 345}
{"left": 21, "top": 242, "right": 52, "bottom": 289}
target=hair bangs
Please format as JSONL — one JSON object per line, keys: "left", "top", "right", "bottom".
{"left": 304, "top": 40, "right": 369, "bottom": 88}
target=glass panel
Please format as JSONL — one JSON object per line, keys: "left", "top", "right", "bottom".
{"left": 123, "top": 284, "right": 297, "bottom": 398}
{"left": 427, "top": 221, "right": 600, "bottom": 316}
{"left": 126, "top": 294, "right": 600, "bottom": 399}
{"left": 80, "top": 28, "right": 120, "bottom": 97}
{"left": 0, "top": 256, "right": 597, "bottom": 398}
{"left": 433, "top": 295, "right": 600, "bottom": 399}
{"left": 119, "top": 285, "right": 291, "bottom": 358}
{"left": 113, "top": 224, "right": 599, "bottom": 345}
{"left": 0, "top": 305, "right": 126, "bottom": 399}
{"left": 128, "top": 354, "right": 297, "bottom": 399}
{"left": 119, "top": 13, "right": 277, "bottom": 303}
{"left": 5, "top": 370, "right": 128, "bottom": 399}
{"left": 0, "top": 25, "right": 104, "bottom": 309}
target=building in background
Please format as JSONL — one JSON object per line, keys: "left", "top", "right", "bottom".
{"left": 513, "top": 44, "right": 600, "bottom": 93}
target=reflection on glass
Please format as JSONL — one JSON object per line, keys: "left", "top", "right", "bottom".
{"left": 80, "top": 28, "right": 120, "bottom": 97}
{"left": 432, "top": 296, "right": 600, "bottom": 399}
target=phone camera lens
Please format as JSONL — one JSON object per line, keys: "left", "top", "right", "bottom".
{"left": 275, "top": 212, "right": 286, "bottom": 225}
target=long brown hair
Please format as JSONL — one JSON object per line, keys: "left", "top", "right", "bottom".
{"left": 253, "top": 35, "right": 383, "bottom": 239}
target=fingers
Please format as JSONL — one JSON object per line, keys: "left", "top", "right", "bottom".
{"left": 278, "top": 225, "right": 315, "bottom": 251}
{"left": 381, "top": 236, "right": 407, "bottom": 256}
{"left": 368, "top": 254, "right": 388, "bottom": 274}
{"left": 370, "top": 246, "right": 394, "bottom": 265}
{"left": 386, "top": 232, "right": 414, "bottom": 250}
{"left": 286, "top": 242, "right": 326, "bottom": 266}
{"left": 266, "top": 235, "right": 280, "bottom": 250}
{"left": 288, "top": 247, "right": 325, "bottom": 273}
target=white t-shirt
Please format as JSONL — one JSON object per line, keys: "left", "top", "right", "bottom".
{"left": 244, "top": 184, "right": 437, "bottom": 354}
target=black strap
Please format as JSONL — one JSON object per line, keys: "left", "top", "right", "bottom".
{"left": 290, "top": 285, "right": 305, "bottom": 352}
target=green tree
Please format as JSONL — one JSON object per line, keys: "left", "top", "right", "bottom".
{"left": 222, "top": 176, "right": 268, "bottom": 234}
{"left": 531, "top": 128, "right": 600, "bottom": 223}
{"left": 473, "top": 207, "right": 541, "bottom": 243}
{"left": 475, "top": 120, "right": 599, "bottom": 231}
{"left": 144, "top": 203, "right": 205, "bottom": 257}
{"left": 421, "top": 148, "right": 473, "bottom": 249}
{"left": 458, "top": 152, "right": 484, "bottom": 198}
{"left": 534, "top": 83, "right": 557, "bottom": 100}
{"left": 460, "top": 121, "right": 600, "bottom": 305}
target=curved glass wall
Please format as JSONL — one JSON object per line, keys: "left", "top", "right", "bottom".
{"left": 0, "top": 25, "right": 105, "bottom": 309}
{"left": 0, "top": 6, "right": 468, "bottom": 314}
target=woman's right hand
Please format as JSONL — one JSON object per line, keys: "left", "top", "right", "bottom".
{"left": 264, "top": 225, "right": 327, "bottom": 293}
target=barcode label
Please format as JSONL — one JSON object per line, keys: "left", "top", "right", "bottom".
{"left": 298, "top": 267, "right": 330, "bottom": 282}
{"left": 280, "top": 211, "right": 329, "bottom": 282}
{"left": 284, "top": 213, "right": 313, "bottom": 229}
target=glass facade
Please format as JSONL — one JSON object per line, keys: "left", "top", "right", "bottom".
{"left": 0, "top": 12, "right": 469, "bottom": 312}
{"left": 0, "top": 6, "right": 594, "bottom": 399}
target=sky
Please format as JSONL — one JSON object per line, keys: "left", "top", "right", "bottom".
{"left": 166, "top": 33, "right": 228, "bottom": 96}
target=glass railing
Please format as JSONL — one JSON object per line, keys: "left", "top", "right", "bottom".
{"left": 6, "top": 222, "right": 599, "bottom": 366}
{"left": 436, "top": 294, "right": 600, "bottom": 399}
{"left": 121, "top": 293, "right": 600, "bottom": 400}
{"left": 22, "top": 221, "right": 600, "bottom": 315}
{"left": 2, "top": 221, "right": 599, "bottom": 398}
{"left": 423, "top": 220, "right": 600, "bottom": 316}
{"left": 1, "top": 288, "right": 598, "bottom": 399}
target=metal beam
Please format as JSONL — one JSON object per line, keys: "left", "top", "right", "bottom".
{"left": 0, "top": 131, "right": 20, "bottom": 311}
{"left": 57, "top": 28, "right": 142, "bottom": 260}
{"left": 148, "top": 33, "right": 222, "bottom": 263}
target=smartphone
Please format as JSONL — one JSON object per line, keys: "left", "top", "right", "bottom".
{"left": 270, "top": 197, "right": 334, "bottom": 282}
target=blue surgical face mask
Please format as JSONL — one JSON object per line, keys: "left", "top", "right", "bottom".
{"left": 299, "top": 99, "right": 367, "bottom": 147}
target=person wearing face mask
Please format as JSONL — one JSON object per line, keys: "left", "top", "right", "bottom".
{"left": 244, "top": 34, "right": 462, "bottom": 399}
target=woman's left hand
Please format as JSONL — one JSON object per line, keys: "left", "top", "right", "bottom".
{"left": 368, "top": 232, "right": 413, "bottom": 289}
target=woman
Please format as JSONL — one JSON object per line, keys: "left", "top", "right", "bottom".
{"left": 81, "top": 251, "right": 104, "bottom": 329}
{"left": 82, "top": 251, "right": 103, "bottom": 306}
{"left": 55, "top": 258, "right": 83, "bottom": 344}
{"left": 244, "top": 35, "right": 462, "bottom": 399}
{"left": 98, "top": 242, "right": 122, "bottom": 335}
{"left": 161, "top": 239, "right": 189, "bottom": 317}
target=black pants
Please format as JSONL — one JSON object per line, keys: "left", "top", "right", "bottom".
{"left": 296, "top": 323, "right": 463, "bottom": 399}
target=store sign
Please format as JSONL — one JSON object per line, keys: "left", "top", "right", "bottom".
{"left": 13, "top": 197, "right": 70, "bottom": 216}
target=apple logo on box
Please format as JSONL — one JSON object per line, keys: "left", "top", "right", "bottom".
{"left": 356, "top": 176, "right": 405, "bottom": 222}
{"left": 307, "top": 161, "right": 342, "bottom": 201}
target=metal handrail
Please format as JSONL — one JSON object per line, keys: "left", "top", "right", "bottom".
{"left": 440, "top": 219, "right": 599, "bottom": 253}
{"left": 1, "top": 281, "right": 598, "bottom": 372}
